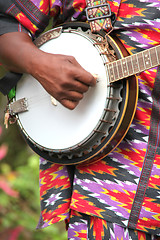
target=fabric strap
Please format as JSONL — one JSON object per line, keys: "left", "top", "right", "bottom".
{"left": 128, "top": 66, "right": 160, "bottom": 229}
{"left": 85, "top": 0, "right": 113, "bottom": 32}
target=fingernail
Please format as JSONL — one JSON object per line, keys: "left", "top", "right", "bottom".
{"left": 92, "top": 73, "right": 99, "bottom": 83}
{"left": 92, "top": 73, "right": 98, "bottom": 79}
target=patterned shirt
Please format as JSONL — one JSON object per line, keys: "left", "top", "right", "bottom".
{"left": 1, "top": 0, "right": 160, "bottom": 237}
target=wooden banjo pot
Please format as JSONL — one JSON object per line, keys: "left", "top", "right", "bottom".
{"left": 8, "top": 22, "right": 160, "bottom": 165}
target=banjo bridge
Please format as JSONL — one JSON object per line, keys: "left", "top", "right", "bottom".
{"left": 51, "top": 96, "right": 57, "bottom": 106}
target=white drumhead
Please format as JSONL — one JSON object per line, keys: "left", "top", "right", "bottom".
{"left": 16, "top": 30, "right": 109, "bottom": 150}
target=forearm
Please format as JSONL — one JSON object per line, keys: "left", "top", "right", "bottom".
{"left": 0, "top": 31, "right": 96, "bottom": 110}
{"left": 0, "top": 32, "right": 42, "bottom": 75}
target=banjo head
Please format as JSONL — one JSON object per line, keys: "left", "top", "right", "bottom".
{"left": 15, "top": 23, "right": 138, "bottom": 165}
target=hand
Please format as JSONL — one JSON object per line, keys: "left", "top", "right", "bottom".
{"left": 0, "top": 32, "right": 96, "bottom": 109}
{"left": 31, "top": 52, "right": 97, "bottom": 109}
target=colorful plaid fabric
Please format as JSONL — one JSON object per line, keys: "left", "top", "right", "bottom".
{"left": 1, "top": 0, "right": 160, "bottom": 239}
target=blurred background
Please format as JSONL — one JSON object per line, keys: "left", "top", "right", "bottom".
{"left": 0, "top": 66, "right": 67, "bottom": 239}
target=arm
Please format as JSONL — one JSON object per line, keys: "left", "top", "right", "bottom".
{"left": 0, "top": 32, "right": 96, "bottom": 110}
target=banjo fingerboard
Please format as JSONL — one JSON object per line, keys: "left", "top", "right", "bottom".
{"left": 107, "top": 45, "right": 160, "bottom": 82}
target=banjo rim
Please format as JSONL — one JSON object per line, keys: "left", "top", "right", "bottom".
{"left": 15, "top": 22, "right": 138, "bottom": 165}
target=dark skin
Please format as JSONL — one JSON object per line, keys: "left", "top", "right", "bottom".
{"left": 0, "top": 32, "right": 96, "bottom": 110}
{"left": 2, "top": 30, "right": 160, "bottom": 240}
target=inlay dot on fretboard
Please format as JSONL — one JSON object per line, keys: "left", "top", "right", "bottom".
{"left": 107, "top": 45, "right": 160, "bottom": 83}
{"left": 144, "top": 53, "right": 151, "bottom": 67}
{"left": 122, "top": 60, "right": 128, "bottom": 75}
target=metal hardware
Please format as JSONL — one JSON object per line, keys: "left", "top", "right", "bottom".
{"left": 34, "top": 27, "right": 62, "bottom": 48}
{"left": 8, "top": 98, "right": 28, "bottom": 115}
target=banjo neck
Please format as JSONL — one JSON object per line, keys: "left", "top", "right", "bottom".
{"left": 106, "top": 44, "right": 160, "bottom": 83}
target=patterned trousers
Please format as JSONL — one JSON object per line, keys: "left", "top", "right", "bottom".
{"left": 67, "top": 210, "right": 160, "bottom": 240}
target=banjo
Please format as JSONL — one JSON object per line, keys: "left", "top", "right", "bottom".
{"left": 7, "top": 22, "right": 160, "bottom": 165}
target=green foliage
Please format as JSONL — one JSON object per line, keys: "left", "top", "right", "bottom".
{"left": 0, "top": 150, "right": 67, "bottom": 239}
{"left": 0, "top": 139, "right": 67, "bottom": 239}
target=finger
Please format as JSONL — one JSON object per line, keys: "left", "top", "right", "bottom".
{"left": 67, "top": 91, "right": 83, "bottom": 101}
{"left": 64, "top": 80, "right": 89, "bottom": 93}
{"left": 61, "top": 99, "right": 79, "bottom": 110}
{"left": 61, "top": 91, "right": 83, "bottom": 102}
{"left": 66, "top": 56, "right": 97, "bottom": 87}
{"left": 66, "top": 55, "right": 82, "bottom": 67}
{"left": 74, "top": 69, "right": 97, "bottom": 87}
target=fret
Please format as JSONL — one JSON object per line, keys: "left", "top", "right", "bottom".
{"left": 117, "top": 59, "right": 123, "bottom": 80}
{"left": 156, "top": 45, "right": 160, "bottom": 65}
{"left": 136, "top": 54, "right": 141, "bottom": 72}
{"left": 142, "top": 49, "right": 152, "bottom": 70}
{"left": 155, "top": 47, "right": 159, "bottom": 65}
{"left": 150, "top": 47, "right": 159, "bottom": 67}
{"left": 113, "top": 61, "right": 119, "bottom": 80}
{"left": 137, "top": 52, "right": 145, "bottom": 72}
{"left": 107, "top": 62, "right": 115, "bottom": 82}
{"left": 126, "top": 55, "right": 134, "bottom": 76}
{"left": 131, "top": 54, "right": 139, "bottom": 74}
{"left": 110, "top": 62, "right": 115, "bottom": 82}
{"left": 121, "top": 58, "right": 129, "bottom": 78}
